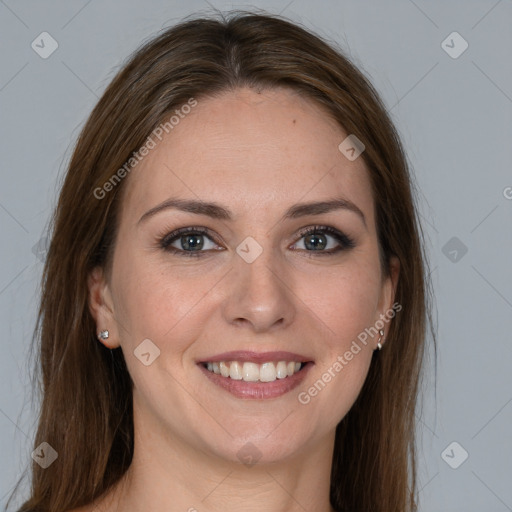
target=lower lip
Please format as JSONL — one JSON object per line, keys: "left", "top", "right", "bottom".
{"left": 198, "top": 362, "right": 313, "bottom": 400}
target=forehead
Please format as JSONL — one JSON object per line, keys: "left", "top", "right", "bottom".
{"left": 121, "top": 87, "right": 375, "bottom": 227}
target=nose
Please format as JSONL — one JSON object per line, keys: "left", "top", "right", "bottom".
{"left": 221, "top": 244, "right": 296, "bottom": 334}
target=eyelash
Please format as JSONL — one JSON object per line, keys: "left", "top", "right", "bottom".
{"left": 158, "top": 225, "right": 356, "bottom": 258}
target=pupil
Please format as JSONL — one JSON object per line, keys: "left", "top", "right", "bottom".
{"left": 305, "top": 234, "right": 326, "bottom": 250}
{"left": 182, "top": 234, "right": 203, "bottom": 250}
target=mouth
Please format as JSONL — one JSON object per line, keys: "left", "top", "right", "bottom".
{"left": 197, "top": 351, "right": 314, "bottom": 399}
{"left": 201, "top": 360, "right": 306, "bottom": 382}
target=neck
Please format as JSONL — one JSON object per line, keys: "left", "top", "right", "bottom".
{"left": 98, "top": 406, "right": 337, "bottom": 512}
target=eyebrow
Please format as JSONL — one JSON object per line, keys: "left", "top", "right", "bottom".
{"left": 138, "top": 197, "right": 367, "bottom": 229}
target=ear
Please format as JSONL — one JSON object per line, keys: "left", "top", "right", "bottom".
{"left": 88, "top": 266, "right": 120, "bottom": 349}
{"left": 375, "top": 255, "right": 400, "bottom": 343}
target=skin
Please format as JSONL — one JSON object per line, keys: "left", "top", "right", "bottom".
{"left": 85, "top": 87, "right": 399, "bottom": 512}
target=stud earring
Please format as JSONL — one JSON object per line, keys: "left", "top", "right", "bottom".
{"left": 98, "top": 330, "right": 109, "bottom": 341}
{"left": 377, "top": 329, "right": 384, "bottom": 350}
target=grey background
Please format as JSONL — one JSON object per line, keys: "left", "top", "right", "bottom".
{"left": 1, "top": 0, "right": 511, "bottom": 510}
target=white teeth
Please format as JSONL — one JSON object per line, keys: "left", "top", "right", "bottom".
{"left": 219, "top": 361, "right": 230, "bottom": 377}
{"left": 260, "top": 362, "right": 276, "bottom": 382}
{"left": 229, "top": 361, "right": 243, "bottom": 380}
{"left": 276, "top": 361, "right": 288, "bottom": 379}
{"left": 242, "top": 362, "right": 260, "bottom": 382}
{"left": 204, "top": 360, "right": 305, "bottom": 382}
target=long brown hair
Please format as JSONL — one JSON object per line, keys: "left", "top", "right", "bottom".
{"left": 11, "top": 10, "right": 435, "bottom": 512}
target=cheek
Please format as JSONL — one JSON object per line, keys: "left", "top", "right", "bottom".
{"left": 295, "top": 258, "right": 381, "bottom": 406}
{"left": 298, "top": 260, "right": 382, "bottom": 344}
{"left": 111, "top": 247, "right": 222, "bottom": 349}
{"left": 297, "top": 269, "right": 378, "bottom": 423}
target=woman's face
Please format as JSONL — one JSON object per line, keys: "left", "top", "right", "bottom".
{"left": 89, "top": 87, "right": 399, "bottom": 465}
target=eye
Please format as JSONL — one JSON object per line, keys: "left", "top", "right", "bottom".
{"left": 158, "top": 225, "right": 355, "bottom": 258}
{"left": 290, "top": 225, "right": 355, "bottom": 255}
{"left": 159, "top": 227, "right": 222, "bottom": 257}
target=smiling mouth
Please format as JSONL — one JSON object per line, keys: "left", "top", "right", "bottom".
{"left": 201, "top": 360, "right": 306, "bottom": 383}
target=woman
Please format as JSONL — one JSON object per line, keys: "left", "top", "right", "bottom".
{"left": 12, "top": 10, "right": 434, "bottom": 512}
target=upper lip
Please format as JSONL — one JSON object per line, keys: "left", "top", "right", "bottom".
{"left": 197, "top": 350, "right": 313, "bottom": 364}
